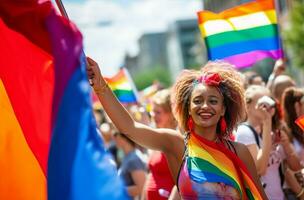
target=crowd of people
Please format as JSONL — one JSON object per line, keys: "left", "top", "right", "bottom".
{"left": 88, "top": 57, "right": 304, "bottom": 200}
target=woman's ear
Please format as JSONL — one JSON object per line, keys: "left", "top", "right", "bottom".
{"left": 221, "top": 105, "right": 226, "bottom": 116}
{"left": 295, "top": 102, "right": 301, "bottom": 117}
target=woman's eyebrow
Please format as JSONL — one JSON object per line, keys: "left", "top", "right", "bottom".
{"left": 208, "top": 95, "right": 220, "bottom": 98}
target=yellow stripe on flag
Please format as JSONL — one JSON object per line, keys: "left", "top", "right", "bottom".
{"left": 199, "top": 10, "right": 276, "bottom": 37}
{"left": 0, "top": 80, "right": 46, "bottom": 200}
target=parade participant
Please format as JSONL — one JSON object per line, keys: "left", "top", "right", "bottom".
{"left": 236, "top": 85, "right": 301, "bottom": 200}
{"left": 144, "top": 89, "right": 177, "bottom": 200}
{"left": 86, "top": 57, "right": 267, "bottom": 199}
{"left": 282, "top": 87, "right": 304, "bottom": 200}
{"left": 114, "top": 131, "right": 147, "bottom": 199}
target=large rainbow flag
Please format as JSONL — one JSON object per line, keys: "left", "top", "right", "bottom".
{"left": 197, "top": 0, "right": 283, "bottom": 68}
{"left": 185, "top": 131, "right": 263, "bottom": 199}
{"left": 105, "top": 68, "right": 138, "bottom": 104}
{"left": 0, "top": 1, "right": 128, "bottom": 200}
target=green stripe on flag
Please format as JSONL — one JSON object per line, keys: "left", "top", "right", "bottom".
{"left": 205, "top": 24, "right": 278, "bottom": 48}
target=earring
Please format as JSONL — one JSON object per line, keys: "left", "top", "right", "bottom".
{"left": 220, "top": 116, "right": 227, "bottom": 134}
{"left": 187, "top": 117, "right": 194, "bottom": 132}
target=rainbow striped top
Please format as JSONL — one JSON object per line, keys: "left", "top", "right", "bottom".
{"left": 197, "top": 0, "right": 283, "bottom": 68}
{"left": 178, "top": 131, "right": 263, "bottom": 199}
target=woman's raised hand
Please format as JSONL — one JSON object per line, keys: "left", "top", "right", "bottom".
{"left": 86, "top": 57, "right": 107, "bottom": 94}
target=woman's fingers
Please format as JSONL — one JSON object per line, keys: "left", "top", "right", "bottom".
{"left": 87, "top": 70, "right": 95, "bottom": 78}
{"left": 86, "top": 57, "right": 98, "bottom": 66}
{"left": 85, "top": 56, "right": 102, "bottom": 87}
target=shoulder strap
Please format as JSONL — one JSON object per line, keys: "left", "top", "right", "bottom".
{"left": 226, "top": 140, "right": 238, "bottom": 156}
{"left": 241, "top": 123, "right": 260, "bottom": 148}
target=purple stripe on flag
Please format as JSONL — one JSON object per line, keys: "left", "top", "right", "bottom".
{"left": 45, "top": 10, "right": 83, "bottom": 127}
{"left": 223, "top": 49, "right": 284, "bottom": 69}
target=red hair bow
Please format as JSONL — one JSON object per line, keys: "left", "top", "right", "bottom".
{"left": 199, "top": 73, "right": 221, "bottom": 86}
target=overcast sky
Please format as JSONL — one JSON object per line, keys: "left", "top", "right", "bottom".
{"left": 60, "top": 0, "right": 202, "bottom": 76}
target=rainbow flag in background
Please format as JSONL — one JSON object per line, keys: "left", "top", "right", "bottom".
{"left": 186, "top": 132, "right": 263, "bottom": 199}
{"left": 105, "top": 68, "right": 138, "bottom": 104}
{"left": 0, "top": 1, "right": 128, "bottom": 200}
{"left": 197, "top": 0, "right": 283, "bottom": 68}
{"left": 140, "top": 83, "right": 159, "bottom": 99}
{"left": 139, "top": 83, "right": 160, "bottom": 112}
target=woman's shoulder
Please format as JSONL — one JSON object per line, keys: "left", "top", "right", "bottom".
{"left": 227, "top": 141, "right": 256, "bottom": 171}
{"left": 155, "top": 128, "right": 185, "bottom": 156}
{"left": 228, "top": 140, "right": 251, "bottom": 157}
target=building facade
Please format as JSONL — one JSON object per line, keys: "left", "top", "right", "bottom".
{"left": 166, "top": 19, "right": 202, "bottom": 80}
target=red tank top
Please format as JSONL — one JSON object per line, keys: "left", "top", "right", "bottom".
{"left": 146, "top": 151, "right": 174, "bottom": 200}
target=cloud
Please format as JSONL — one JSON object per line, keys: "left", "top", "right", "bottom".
{"left": 64, "top": 0, "right": 202, "bottom": 76}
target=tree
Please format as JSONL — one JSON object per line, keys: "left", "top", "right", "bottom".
{"left": 133, "top": 66, "right": 172, "bottom": 90}
{"left": 283, "top": 0, "right": 304, "bottom": 69}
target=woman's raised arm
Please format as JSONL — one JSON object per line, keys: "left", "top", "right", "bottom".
{"left": 86, "top": 57, "right": 183, "bottom": 153}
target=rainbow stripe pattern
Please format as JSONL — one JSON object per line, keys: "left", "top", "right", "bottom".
{"left": 105, "top": 68, "right": 138, "bottom": 103}
{"left": 0, "top": 1, "right": 128, "bottom": 200}
{"left": 197, "top": 0, "right": 283, "bottom": 68}
{"left": 187, "top": 132, "right": 263, "bottom": 199}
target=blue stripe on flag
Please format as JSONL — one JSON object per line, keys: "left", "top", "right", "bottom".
{"left": 48, "top": 56, "right": 129, "bottom": 200}
{"left": 208, "top": 36, "right": 281, "bottom": 60}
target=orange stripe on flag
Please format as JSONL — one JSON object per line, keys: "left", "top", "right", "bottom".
{"left": 105, "top": 69, "right": 126, "bottom": 83}
{"left": 198, "top": 0, "right": 275, "bottom": 23}
{"left": 0, "top": 80, "right": 46, "bottom": 200}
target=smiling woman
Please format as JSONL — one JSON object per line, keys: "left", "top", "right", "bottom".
{"left": 87, "top": 57, "right": 269, "bottom": 199}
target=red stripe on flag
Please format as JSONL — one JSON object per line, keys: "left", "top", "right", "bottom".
{"left": 0, "top": 18, "right": 54, "bottom": 175}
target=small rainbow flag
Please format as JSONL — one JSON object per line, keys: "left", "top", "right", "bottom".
{"left": 186, "top": 132, "right": 263, "bottom": 199}
{"left": 197, "top": 0, "right": 283, "bottom": 68}
{"left": 140, "top": 82, "right": 159, "bottom": 99}
{"left": 295, "top": 115, "right": 304, "bottom": 131}
{"left": 105, "top": 68, "right": 138, "bottom": 104}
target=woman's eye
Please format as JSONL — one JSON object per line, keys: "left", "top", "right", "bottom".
{"left": 193, "top": 99, "right": 202, "bottom": 104}
{"left": 209, "top": 99, "right": 218, "bottom": 104}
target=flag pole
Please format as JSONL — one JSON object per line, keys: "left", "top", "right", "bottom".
{"left": 55, "top": 0, "right": 69, "bottom": 19}
{"left": 54, "top": 0, "right": 87, "bottom": 59}
{"left": 55, "top": 0, "right": 91, "bottom": 85}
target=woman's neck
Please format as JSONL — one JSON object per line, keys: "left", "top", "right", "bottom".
{"left": 194, "top": 126, "right": 217, "bottom": 141}
{"left": 246, "top": 116, "right": 261, "bottom": 128}
{"left": 246, "top": 117, "right": 263, "bottom": 134}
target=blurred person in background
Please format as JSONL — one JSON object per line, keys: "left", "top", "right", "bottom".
{"left": 100, "top": 122, "right": 120, "bottom": 167}
{"left": 271, "top": 75, "right": 296, "bottom": 104}
{"left": 236, "top": 85, "right": 301, "bottom": 200}
{"left": 143, "top": 89, "right": 178, "bottom": 200}
{"left": 243, "top": 71, "right": 265, "bottom": 89}
{"left": 114, "top": 131, "right": 147, "bottom": 199}
{"left": 266, "top": 59, "right": 295, "bottom": 104}
{"left": 282, "top": 87, "right": 304, "bottom": 200}
{"left": 92, "top": 102, "right": 105, "bottom": 126}
{"left": 267, "top": 59, "right": 286, "bottom": 90}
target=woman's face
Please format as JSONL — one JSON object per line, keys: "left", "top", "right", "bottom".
{"left": 151, "top": 104, "right": 174, "bottom": 128}
{"left": 189, "top": 84, "right": 225, "bottom": 132}
{"left": 247, "top": 91, "right": 274, "bottom": 120}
